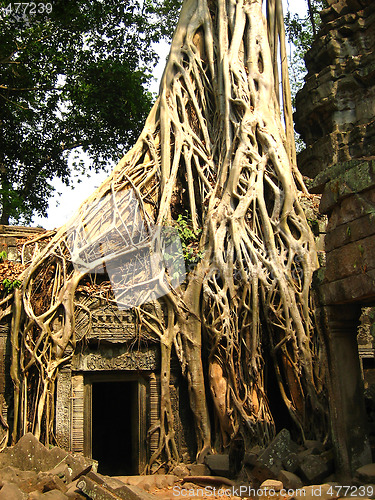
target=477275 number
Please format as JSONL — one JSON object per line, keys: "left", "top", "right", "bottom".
{"left": 2, "top": 3, "right": 53, "bottom": 17}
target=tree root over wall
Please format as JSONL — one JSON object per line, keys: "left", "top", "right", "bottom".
{"left": 5, "top": 0, "right": 329, "bottom": 471}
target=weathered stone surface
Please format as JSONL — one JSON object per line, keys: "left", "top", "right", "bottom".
{"left": 277, "top": 470, "right": 303, "bottom": 490}
{"left": 60, "top": 454, "right": 94, "bottom": 482}
{"left": 243, "top": 445, "right": 263, "bottom": 467}
{"left": 39, "top": 491, "right": 69, "bottom": 500}
{"left": 298, "top": 454, "right": 331, "bottom": 484}
{"left": 282, "top": 452, "right": 300, "bottom": 473}
{"left": 325, "top": 234, "right": 375, "bottom": 282}
{"left": 259, "top": 479, "right": 283, "bottom": 491}
{"left": 0, "top": 466, "right": 37, "bottom": 488}
{"left": 0, "top": 482, "right": 28, "bottom": 500}
{"left": 319, "top": 268, "right": 375, "bottom": 304}
{"left": 0, "top": 433, "right": 50, "bottom": 471}
{"left": 295, "top": 0, "right": 375, "bottom": 180}
{"left": 72, "top": 345, "right": 160, "bottom": 372}
{"left": 325, "top": 212, "right": 375, "bottom": 253}
{"left": 171, "top": 464, "right": 190, "bottom": 478}
{"left": 204, "top": 455, "right": 230, "bottom": 477}
{"left": 319, "top": 161, "right": 375, "bottom": 214}
{"left": 253, "top": 429, "right": 299, "bottom": 478}
{"left": 77, "top": 472, "right": 157, "bottom": 500}
{"left": 355, "top": 463, "right": 375, "bottom": 483}
{"left": 35, "top": 473, "right": 67, "bottom": 493}
{"left": 304, "top": 441, "right": 324, "bottom": 454}
{"left": 190, "top": 464, "right": 211, "bottom": 476}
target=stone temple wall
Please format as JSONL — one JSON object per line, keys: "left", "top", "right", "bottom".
{"left": 295, "top": 0, "right": 375, "bottom": 477}
{"left": 295, "top": 0, "right": 375, "bottom": 305}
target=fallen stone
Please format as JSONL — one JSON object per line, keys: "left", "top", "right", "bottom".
{"left": 0, "top": 482, "right": 28, "bottom": 500}
{"left": 243, "top": 446, "right": 263, "bottom": 467}
{"left": 171, "top": 464, "right": 190, "bottom": 478}
{"left": 42, "top": 464, "right": 71, "bottom": 483}
{"left": 304, "top": 440, "right": 325, "bottom": 454}
{"left": 64, "top": 479, "right": 87, "bottom": 499}
{"left": 249, "top": 462, "right": 281, "bottom": 485}
{"left": 282, "top": 452, "right": 300, "bottom": 473}
{"left": 77, "top": 472, "right": 157, "bottom": 500}
{"left": 277, "top": 470, "right": 303, "bottom": 490}
{"left": 189, "top": 464, "right": 211, "bottom": 476}
{"left": 59, "top": 453, "right": 94, "bottom": 482}
{"left": 254, "top": 429, "right": 299, "bottom": 478}
{"left": 0, "top": 433, "right": 50, "bottom": 472}
{"left": 298, "top": 455, "right": 331, "bottom": 484}
{"left": 260, "top": 479, "right": 283, "bottom": 491}
{"left": 204, "top": 454, "right": 230, "bottom": 477}
{"left": 320, "top": 449, "right": 335, "bottom": 472}
{"left": 36, "top": 473, "right": 67, "bottom": 493}
{"left": 29, "top": 493, "right": 44, "bottom": 500}
{"left": 40, "top": 491, "right": 69, "bottom": 499}
{"left": 42, "top": 448, "right": 69, "bottom": 472}
{"left": 356, "top": 463, "right": 375, "bottom": 483}
{"left": 0, "top": 466, "right": 37, "bottom": 489}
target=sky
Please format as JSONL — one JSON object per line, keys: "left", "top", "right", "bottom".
{"left": 32, "top": 0, "right": 309, "bottom": 230}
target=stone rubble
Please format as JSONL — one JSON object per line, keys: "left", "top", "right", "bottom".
{"left": 0, "top": 431, "right": 375, "bottom": 499}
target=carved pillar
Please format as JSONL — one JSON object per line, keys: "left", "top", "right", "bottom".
{"left": 56, "top": 368, "right": 72, "bottom": 450}
{"left": 323, "top": 304, "right": 372, "bottom": 479}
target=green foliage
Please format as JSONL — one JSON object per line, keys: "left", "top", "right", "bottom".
{"left": 0, "top": 0, "right": 182, "bottom": 224}
{"left": 0, "top": 250, "right": 7, "bottom": 262}
{"left": 285, "top": 0, "right": 328, "bottom": 101}
{"left": 175, "top": 213, "right": 203, "bottom": 265}
{"left": 3, "top": 278, "right": 21, "bottom": 292}
{"left": 284, "top": 0, "right": 328, "bottom": 153}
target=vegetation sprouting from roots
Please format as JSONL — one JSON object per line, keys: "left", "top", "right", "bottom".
{"left": 3, "top": 0, "right": 328, "bottom": 468}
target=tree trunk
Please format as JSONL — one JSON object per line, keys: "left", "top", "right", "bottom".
{"left": 7, "top": 0, "right": 329, "bottom": 468}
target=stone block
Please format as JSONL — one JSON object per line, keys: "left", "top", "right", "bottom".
{"left": 298, "top": 454, "right": 331, "bottom": 484}
{"left": 282, "top": 452, "right": 300, "bottom": 473}
{"left": 304, "top": 440, "right": 325, "bottom": 454}
{"left": 356, "top": 463, "right": 375, "bottom": 483}
{"left": 190, "top": 463, "right": 211, "bottom": 476}
{"left": 243, "top": 445, "right": 263, "bottom": 467}
{"left": 77, "top": 472, "right": 156, "bottom": 500}
{"left": 204, "top": 455, "right": 230, "bottom": 477}
{"left": 254, "top": 429, "right": 299, "bottom": 478}
{"left": 277, "top": 470, "right": 303, "bottom": 490}
{"left": 171, "top": 464, "right": 190, "bottom": 478}
{"left": 0, "top": 433, "right": 50, "bottom": 471}
{"left": 319, "top": 268, "right": 375, "bottom": 304}
{"left": 260, "top": 479, "right": 283, "bottom": 491}
{"left": 40, "top": 491, "right": 69, "bottom": 500}
{"left": 0, "top": 482, "right": 28, "bottom": 500}
{"left": 0, "top": 466, "right": 37, "bottom": 488}
{"left": 249, "top": 462, "right": 281, "bottom": 484}
{"left": 64, "top": 479, "right": 87, "bottom": 500}
{"left": 36, "top": 473, "right": 67, "bottom": 493}
{"left": 60, "top": 454, "right": 94, "bottom": 482}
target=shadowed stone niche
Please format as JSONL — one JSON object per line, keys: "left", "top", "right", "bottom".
{"left": 295, "top": 0, "right": 375, "bottom": 480}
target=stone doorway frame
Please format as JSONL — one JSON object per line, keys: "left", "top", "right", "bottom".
{"left": 83, "top": 372, "right": 148, "bottom": 474}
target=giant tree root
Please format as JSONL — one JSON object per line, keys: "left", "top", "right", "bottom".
{"left": 6, "top": 0, "right": 328, "bottom": 469}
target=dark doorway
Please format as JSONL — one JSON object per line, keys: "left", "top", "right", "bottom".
{"left": 91, "top": 380, "right": 137, "bottom": 475}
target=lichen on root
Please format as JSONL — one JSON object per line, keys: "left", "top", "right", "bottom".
{"left": 6, "top": 0, "right": 328, "bottom": 469}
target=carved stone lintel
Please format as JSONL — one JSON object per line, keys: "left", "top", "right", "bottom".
{"left": 72, "top": 345, "right": 160, "bottom": 372}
